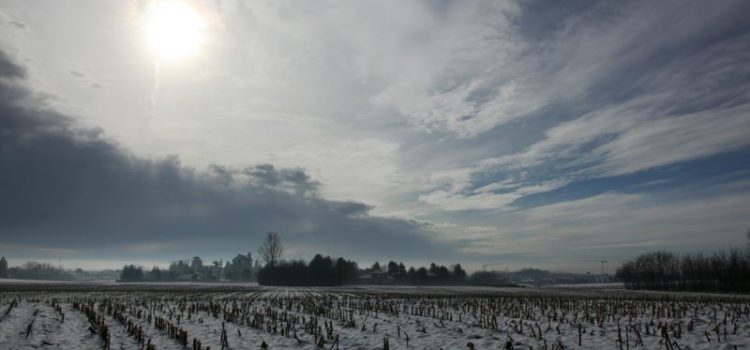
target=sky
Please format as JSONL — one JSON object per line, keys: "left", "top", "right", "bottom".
{"left": 0, "top": 0, "right": 749, "bottom": 273}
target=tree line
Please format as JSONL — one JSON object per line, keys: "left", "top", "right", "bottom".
{"left": 120, "top": 252, "right": 261, "bottom": 282}
{"left": 372, "top": 260, "right": 467, "bottom": 285}
{"left": 257, "top": 254, "right": 359, "bottom": 286}
{"left": 119, "top": 232, "right": 470, "bottom": 286}
{"left": 257, "top": 256, "right": 468, "bottom": 286}
{"left": 120, "top": 231, "right": 282, "bottom": 282}
{"left": 0, "top": 257, "right": 74, "bottom": 281}
{"left": 616, "top": 249, "right": 750, "bottom": 293}
{"left": 121, "top": 253, "right": 469, "bottom": 286}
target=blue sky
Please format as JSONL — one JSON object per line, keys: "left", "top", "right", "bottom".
{"left": 0, "top": 0, "right": 748, "bottom": 272}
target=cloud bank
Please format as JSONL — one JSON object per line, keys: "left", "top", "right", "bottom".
{"left": 0, "top": 50, "right": 448, "bottom": 262}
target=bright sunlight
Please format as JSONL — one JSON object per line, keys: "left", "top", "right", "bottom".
{"left": 143, "top": 0, "right": 206, "bottom": 62}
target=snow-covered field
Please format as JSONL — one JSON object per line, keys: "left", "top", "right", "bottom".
{"left": 0, "top": 283, "right": 748, "bottom": 349}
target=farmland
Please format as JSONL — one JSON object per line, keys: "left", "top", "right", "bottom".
{"left": 0, "top": 283, "right": 749, "bottom": 349}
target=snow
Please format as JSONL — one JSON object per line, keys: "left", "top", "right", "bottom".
{"left": 545, "top": 282, "right": 625, "bottom": 289}
{"left": 0, "top": 283, "right": 749, "bottom": 349}
{"left": 0, "top": 301, "right": 100, "bottom": 349}
{"left": 0, "top": 278, "right": 87, "bottom": 284}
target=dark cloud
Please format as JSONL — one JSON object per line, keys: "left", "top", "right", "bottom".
{"left": 68, "top": 70, "right": 85, "bottom": 78}
{"left": 328, "top": 202, "right": 372, "bottom": 217}
{"left": 516, "top": 0, "right": 600, "bottom": 40}
{"left": 0, "top": 51, "right": 450, "bottom": 261}
{"left": 10, "top": 20, "right": 26, "bottom": 29}
{"left": 242, "top": 163, "right": 320, "bottom": 195}
{"left": 0, "top": 51, "right": 25, "bottom": 79}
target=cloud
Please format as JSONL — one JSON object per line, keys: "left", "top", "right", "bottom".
{"left": 0, "top": 50, "right": 450, "bottom": 262}
{"left": 415, "top": 0, "right": 750, "bottom": 212}
{"left": 368, "top": 1, "right": 750, "bottom": 137}
{"left": 0, "top": 50, "right": 24, "bottom": 78}
{"left": 448, "top": 187, "right": 750, "bottom": 267}
{"left": 2, "top": 1, "right": 749, "bottom": 270}
{"left": 488, "top": 97, "right": 750, "bottom": 177}
{"left": 419, "top": 190, "right": 519, "bottom": 212}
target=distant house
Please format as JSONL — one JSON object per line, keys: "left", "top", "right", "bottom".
{"left": 358, "top": 271, "right": 392, "bottom": 284}
{"left": 177, "top": 273, "right": 193, "bottom": 281}
{"left": 176, "top": 272, "right": 208, "bottom": 281}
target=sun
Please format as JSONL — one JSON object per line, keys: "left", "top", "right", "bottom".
{"left": 143, "top": 1, "right": 206, "bottom": 62}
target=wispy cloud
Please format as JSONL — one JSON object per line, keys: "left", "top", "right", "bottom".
{"left": 445, "top": 185, "right": 750, "bottom": 264}
{"left": 417, "top": 0, "right": 750, "bottom": 212}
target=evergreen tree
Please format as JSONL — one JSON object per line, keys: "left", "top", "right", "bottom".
{"left": 387, "top": 261, "right": 399, "bottom": 274}
{"left": 191, "top": 256, "right": 204, "bottom": 273}
{"left": 120, "top": 264, "right": 144, "bottom": 281}
{"left": 452, "top": 263, "right": 467, "bottom": 282}
{"left": 0, "top": 256, "right": 8, "bottom": 278}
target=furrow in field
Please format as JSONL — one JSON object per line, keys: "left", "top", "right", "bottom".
{"left": 0, "top": 302, "right": 39, "bottom": 349}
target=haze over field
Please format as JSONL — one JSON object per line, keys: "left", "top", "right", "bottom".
{"left": 1, "top": 0, "right": 749, "bottom": 272}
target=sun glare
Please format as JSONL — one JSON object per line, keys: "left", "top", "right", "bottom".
{"left": 143, "top": 1, "right": 206, "bottom": 62}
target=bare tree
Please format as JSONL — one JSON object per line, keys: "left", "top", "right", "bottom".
{"left": 258, "top": 231, "right": 283, "bottom": 267}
